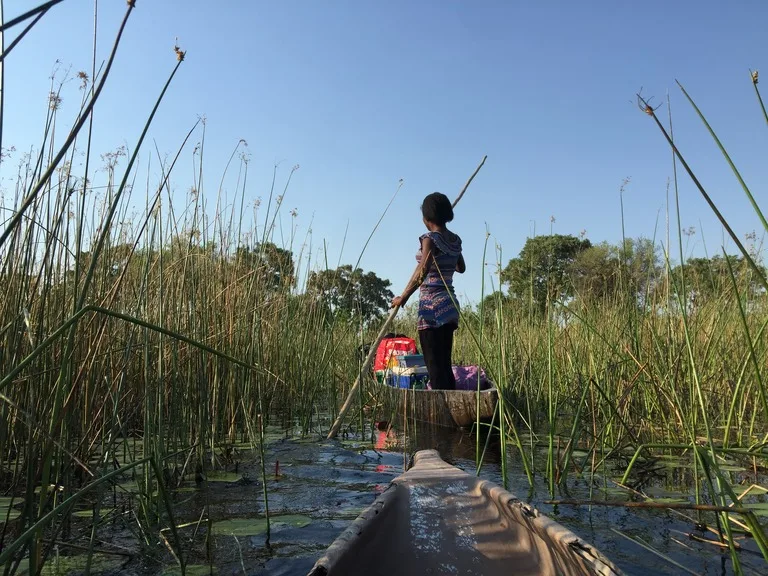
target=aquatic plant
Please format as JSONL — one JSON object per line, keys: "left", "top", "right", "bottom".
{"left": 1, "top": 2, "right": 766, "bottom": 575}
{"left": 449, "top": 77, "right": 768, "bottom": 571}
{"left": 0, "top": 3, "right": 366, "bottom": 573}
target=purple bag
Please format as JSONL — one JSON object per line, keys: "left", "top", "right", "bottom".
{"left": 452, "top": 365, "right": 490, "bottom": 391}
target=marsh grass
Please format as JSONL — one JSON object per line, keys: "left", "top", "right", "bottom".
{"left": 0, "top": 103, "right": 360, "bottom": 571}
{"left": 448, "top": 77, "right": 768, "bottom": 571}
{"left": 1, "top": 2, "right": 767, "bottom": 575}
{"left": 0, "top": 4, "right": 367, "bottom": 572}
{"left": 453, "top": 234, "right": 768, "bottom": 569}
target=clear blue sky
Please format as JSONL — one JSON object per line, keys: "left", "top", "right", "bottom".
{"left": 3, "top": 0, "right": 768, "bottom": 303}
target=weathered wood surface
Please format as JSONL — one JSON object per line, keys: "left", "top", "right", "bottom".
{"left": 372, "top": 379, "right": 497, "bottom": 427}
{"left": 308, "top": 450, "right": 623, "bottom": 576}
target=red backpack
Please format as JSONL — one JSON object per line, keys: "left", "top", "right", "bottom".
{"left": 373, "top": 335, "right": 418, "bottom": 373}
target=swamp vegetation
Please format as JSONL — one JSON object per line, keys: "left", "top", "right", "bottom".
{"left": 0, "top": 2, "right": 766, "bottom": 575}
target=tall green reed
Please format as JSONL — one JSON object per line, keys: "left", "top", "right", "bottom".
{"left": 444, "top": 76, "right": 768, "bottom": 571}
{"left": 0, "top": 5, "right": 366, "bottom": 573}
{"left": 454, "top": 75, "right": 768, "bottom": 568}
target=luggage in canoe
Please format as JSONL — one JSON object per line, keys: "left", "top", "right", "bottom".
{"left": 372, "top": 341, "right": 497, "bottom": 428}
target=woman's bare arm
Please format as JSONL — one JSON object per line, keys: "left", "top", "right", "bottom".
{"left": 391, "top": 236, "right": 435, "bottom": 307}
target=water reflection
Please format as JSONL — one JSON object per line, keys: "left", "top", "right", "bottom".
{"left": 55, "top": 420, "right": 765, "bottom": 575}
{"left": 370, "top": 421, "right": 766, "bottom": 576}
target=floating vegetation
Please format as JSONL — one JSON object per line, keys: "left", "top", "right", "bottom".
{"left": 0, "top": 1, "right": 766, "bottom": 575}
{"left": 203, "top": 472, "right": 244, "bottom": 483}
{"left": 211, "top": 515, "right": 312, "bottom": 536}
{"left": 160, "top": 566, "right": 217, "bottom": 576}
{"left": 746, "top": 503, "right": 768, "bottom": 517}
{"left": 14, "top": 554, "right": 125, "bottom": 575}
{"left": 0, "top": 497, "right": 21, "bottom": 522}
{"left": 70, "top": 508, "right": 114, "bottom": 519}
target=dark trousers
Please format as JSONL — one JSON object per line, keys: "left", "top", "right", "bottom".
{"left": 419, "top": 324, "right": 456, "bottom": 390}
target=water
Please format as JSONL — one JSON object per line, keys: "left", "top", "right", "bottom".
{"left": 2, "top": 424, "right": 766, "bottom": 575}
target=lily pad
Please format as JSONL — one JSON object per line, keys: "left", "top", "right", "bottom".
{"left": 211, "top": 514, "right": 312, "bottom": 536}
{"left": 172, "top": 486, "right": 198, "bottom": 493}
{"left": 226, "top": 429, "right": 288, "bottom": 448}
{"left": 658, "top": 458, "right": 694, "bottom": 469}
{"left": 0, "top": 497, "right": 21, "bottom": 521}
{"left": 743, "top": 486, "right": 768, "bottom": 495}
{"left": 594, "top": 486, "right": 630, "bottom": 498}
{"left": 570, "top": 450, "right": 591, "bottom": 458}
{"left": 649, "top": 497, "right": 690, "bottom": 504}
{"left": 716, "top": 464, "right": 746, "bottom": 472}
{"left": 228, "top": 440, "right": 256, "bottom": 449}
{"left": 161, "top": 565, "right": 217, "bottom": 576}
{"left": 204, "top": 471, "right": 243, "bottom": 483}
{"left": 644, "top": 487, "right": 690, "bottom": 503}
{"left": 72, "top": 508, "right": 113, "bottom": 519}
{"left": 743, "top": 502, "right": 768, "bottom": 517}
{"left": 0, "top": 509, "right": 20, "bottom": 521}
{"left": 113, "top": 480, "right": 146, "bottom": 494}
{"left": 15, "top": 553, "right": 123, "bottom": 574}
{"left": 333, "top": 506, "right": 366, "bottom": 519}
{"left": 338, "top": 439, "right": 367, "bottom": 450}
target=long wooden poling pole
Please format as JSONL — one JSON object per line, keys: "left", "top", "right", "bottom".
{"left": 327, "top": 155, "right": 487, "bottom": 439}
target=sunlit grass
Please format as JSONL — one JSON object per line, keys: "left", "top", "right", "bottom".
{"left": 1, "top": 2, "right": 767, "bottom": 574}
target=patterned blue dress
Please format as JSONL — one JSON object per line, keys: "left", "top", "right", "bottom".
{"left": 416, "top": 231, "right": 462, "bottom": 331}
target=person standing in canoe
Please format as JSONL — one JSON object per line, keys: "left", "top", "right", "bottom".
{"left": 391, "top": 192, "right": 465, "bottom": 390}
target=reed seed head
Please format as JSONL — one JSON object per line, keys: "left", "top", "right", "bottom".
{"left": 77, "top": 71, "right": 89, "bottom": 90}
{"left": 48, "top": 91, "right": 62, "bottom": 110}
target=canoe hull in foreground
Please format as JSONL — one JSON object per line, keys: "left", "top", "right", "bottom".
{"left": 308, "top": 450, "right": 622, "bottom": 576}
{"left": 374, "top": 380, "right": 497, "bottom": 427}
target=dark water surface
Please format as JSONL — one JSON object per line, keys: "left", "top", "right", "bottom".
{"left": 402, "top": 426, "right": 766, "bottom": 576}
{"left": 159, "top": 424, "right": 765, "bottom": 575}
{"left": 4, "top": 424, "right": 765, "bottom": 575}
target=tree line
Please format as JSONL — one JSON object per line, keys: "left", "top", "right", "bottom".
{"left": 65, "top": 238, "right": 395, "bottom": 326}
{"left": 67, "top": 233, "right": 763, "bottom": 328}
{"left": 493, "top": 233, "right": 765, "bottom": 315}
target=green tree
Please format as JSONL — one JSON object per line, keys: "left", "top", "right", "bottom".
{"left": 235, "top": 242, "right": 295, "bottom": 291}
{"left": 569, "top": 237, "right": 661, "bottom": 306}
{"left": 501, "top": 234, "right": 591, "bottom": 312}
{"left": 671, "top": 254, "right": 764, "bottom": 306}
{"left": 306, "top": 265, "right": 394, "bottom": 325}
{"left": 616, "top": 237, "right": 661, "bottom": 306}
{"left": 569, "top": 242, "right": 618, "bottom": 303}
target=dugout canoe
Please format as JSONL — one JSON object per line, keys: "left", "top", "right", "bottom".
{"left": 308, "top": 450, "right": 622, "bottom": 576}
{"left": 372, "top": 379, "right": 497, "bottom": 428}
